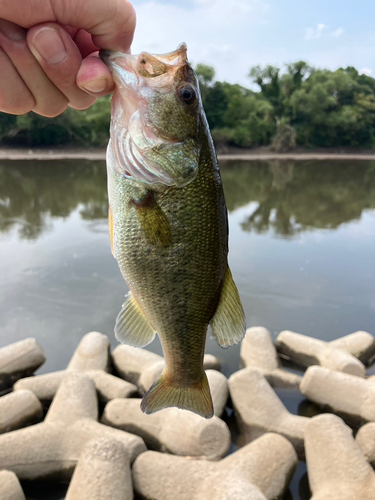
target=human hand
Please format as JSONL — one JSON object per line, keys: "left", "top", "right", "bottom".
{"left": 0, "top": 0, "right": 136, "bottom": 116}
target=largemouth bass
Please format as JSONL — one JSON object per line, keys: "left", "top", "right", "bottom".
{"left": 101, "top": 44, "right": 245, "bottom": 418}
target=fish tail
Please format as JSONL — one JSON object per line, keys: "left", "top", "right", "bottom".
{"left": 141, "top": 370, "right": 214, "bottom": 419}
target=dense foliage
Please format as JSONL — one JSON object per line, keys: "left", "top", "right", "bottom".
{"left": 1, "top": 62, "right": 375, "bottom": 150}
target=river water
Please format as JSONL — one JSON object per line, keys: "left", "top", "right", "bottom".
{"left": 0, "top": 159, "right": 375, "bottom": 499}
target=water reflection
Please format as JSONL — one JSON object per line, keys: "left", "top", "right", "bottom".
{"left": 0, "top": 160, "right": 107, "bottom": 240}
{"left": 1, "top": 160, "right": 375, "bottom": 240}
{"left": 221, "top": 160, "right": 375, "bottom": 236}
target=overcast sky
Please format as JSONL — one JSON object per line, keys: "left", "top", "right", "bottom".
{"left": 130, "top": 0, "right": 375, "bottom": 87}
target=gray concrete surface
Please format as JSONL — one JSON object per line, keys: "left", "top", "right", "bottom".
{"left": 65, "top": 437, "right": 133, "bottom": 500}
{"left": 133, "top": 433, "right": 297, "bottom": 500}
{"left": 102, "top": 398, "right": 231, "bottom": 459}
{"left": 240, "top": 327, "right": 301, "bottom": 388}
{"left": 0, "top": 338, "right": 45, "bottom": 391}
{"left": 305, "top": 414, "right": 375, "bottom": 500}
{"left": 14, "top": 332, "right": 137, "bottom": 403}
{"left": 0, "top": 371, "right": 146, "bottom": 481}
{"left": 0, "top": 389, "right": 43, "bottom": 434}
{"left": 300, "top": 366, "right": 375, "bottom": 426}
{"left": 229, "top": 368, "right": 308, "bottom": 459}
{"left": 276, "top": 330, "right": 365, "bottom": 376}
{"left": 0, "top": 470, "right": 26, "bottom": 500}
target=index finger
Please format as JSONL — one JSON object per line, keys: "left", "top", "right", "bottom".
{"left": 0, "top": 0, "right": 136, "bottom": 52}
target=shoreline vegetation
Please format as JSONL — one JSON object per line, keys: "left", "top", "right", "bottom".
{"left": 2, "top": 62, "right": 375, "bottom": 154}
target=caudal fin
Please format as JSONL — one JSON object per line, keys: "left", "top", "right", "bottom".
{"left": 141, "top": 371, "right": 214, "bottom": 419}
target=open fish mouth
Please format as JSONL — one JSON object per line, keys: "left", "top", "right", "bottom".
{"left": 100, "top": 43, "right": 188, "bottom": 86}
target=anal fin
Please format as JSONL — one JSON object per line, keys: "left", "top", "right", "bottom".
{"left": 210, "top": 266, "right": 246, "bottom": 348}
{"left": 115, "top": 292, "right": 156, "bottom": 347}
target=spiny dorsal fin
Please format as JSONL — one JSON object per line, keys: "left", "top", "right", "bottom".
{"left": 210, "top": 266, "right": 246, "bottom": 348}
{"left": 115, "top": 292, "right": 156, "bottom": 347}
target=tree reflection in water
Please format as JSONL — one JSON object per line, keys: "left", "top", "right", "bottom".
{"left": 1, "top": 159, "right": 375, "bottom": 241}
{"left": 0, "top": 160, "right": 108, "bottom": 240}
{"left": 220, "top": 160, "right": 375, "bottom": 236}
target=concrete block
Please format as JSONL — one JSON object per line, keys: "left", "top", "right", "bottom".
{"left": 202, "top": 353, "right": 221, "bottom": 371}
{"left": 66, "top": 437, "right": 133, "bottom": 500}
{"left": 305, "top": 414, "right": 375, "bottom": 500}
{"left": 0, "top": 338, "right": 45, "bottom": 391}
{"left": 330, "top": 331, "right": 375, "bottom": 366}
{"left": 132, "top": 432, "right": 297, "bottom": 500}
{"left": 240, "top": 327, "right": 301, "bottom": 388}
{"left": 356, "top": 423, "right": 375, "bottom": 467}
{"left": 113, "top": 345, "right": 220, "bottom": 395}
{"left": 300, "top": 366, "right": 375, "bottom": 426}
{"left": 14, "top": 371, "right": 64, "bottom": 404}
{"left": 229, "top": 368, "right": 308, "bottom": 459}
{"left": 276, "top": 330, "right": 365, "bottom": 377}
{"left": 206, "top": 369, "right": 228, "bottom": 417}
{"left": 102, "top": 398, "right": 231, "bottom": 459}
{"left": 0, "top": 390, "right": 43, "bottom": 434}
{"left": 14, "top": 332, "right": 137, "bottom": 404}
{"left": 0, "top": 372, "right": 146, "bottom": 481}
{"left": 0, "top": 470, "right": 26, "bottom": 500}
{"left": 67, "top": 331, "right": 110, "bottom": 371}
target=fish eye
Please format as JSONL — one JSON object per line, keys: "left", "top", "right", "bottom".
{"left": 179, "top": 85, "right": 196, "bottom": 105}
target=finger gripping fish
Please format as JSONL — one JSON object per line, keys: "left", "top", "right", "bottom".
{"left": 101, "top": 44, "right": 245, "bottom": 419}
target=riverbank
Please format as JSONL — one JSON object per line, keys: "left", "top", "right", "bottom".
{"left": 1, "top": 146, "right": 375, "bottom": 161}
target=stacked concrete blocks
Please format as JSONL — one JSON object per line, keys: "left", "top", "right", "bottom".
{"left": 0, "top": 371, "right": 146, "bottom": 481}
{"left": 132, "top": 433, "right": 297, "bottom": 500}
{"left": 66, "top": 437, "right": 134, "bottom": 500}
{"left": 240, "top": 327, "right": 302, "bottom": 388}
{"left": 103, "top": 398, "right": 231, "bottom": 459}
{"left": 0, "top": 338, "right": 46, "bottom": 391}
{"left": 305, "top": 414, "right": 375, "bottom": 500}
{"left": 0, "top": 389, "right": 43, "bottom": 434}
{"left": 276, "top": 330, "right": 369, "bottom": 376}
{"left": 229, "top": 367, "right": 308, "bottom": 459}
{"left": 300, "top": 366, "right": 375, "bottom": 426}
{"left": 15, "top": 332, "right": 137, "bottom": 404}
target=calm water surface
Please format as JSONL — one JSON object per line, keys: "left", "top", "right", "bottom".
{"left": 1, "top": 159, "right": 375, "bottom": 500}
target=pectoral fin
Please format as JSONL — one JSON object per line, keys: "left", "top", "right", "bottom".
{"left": 210, "top": 267, "right": 246, "bottom": 348}
{"left": 133, "top": 191, "right": 172, "bottom": 247}
{"left": 115, "top": 292, "right": 156, "bottom": 347}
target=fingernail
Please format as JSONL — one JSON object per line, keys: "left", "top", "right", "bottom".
{"left": 82, "top": 78, "right": 108, "bottom": 93}
{"left": 32, "top": 28, "right": 67, "bottom": 65}
{"left": 0, "top": 19, "right": 26, "bottom": 41}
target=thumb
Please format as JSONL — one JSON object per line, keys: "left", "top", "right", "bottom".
{"left": 0, "top": 0, "right": 136, "bottom": 52}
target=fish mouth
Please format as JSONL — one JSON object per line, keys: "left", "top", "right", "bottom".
{"left": 99, "top": 44, "right": 189, "bottom": 87}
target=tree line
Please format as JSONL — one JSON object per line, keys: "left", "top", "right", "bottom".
{"left": 1, "top": 62, "right": 375, "bottom": 150}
